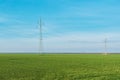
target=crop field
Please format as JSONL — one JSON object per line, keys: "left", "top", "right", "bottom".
{"left": 0, "top": 54, "right": 120, "bottom": 80}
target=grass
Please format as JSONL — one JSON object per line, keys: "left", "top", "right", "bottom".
{"left": 0, "top": 54, "right": 120, "bottom": 80}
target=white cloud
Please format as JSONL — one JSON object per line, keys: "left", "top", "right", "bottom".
{"left": 0, "top": 28, "right": 120, "bottom": 53}
{"left": 43, "top": 32, "right": 120, "bottom": 53}
{"left": 0, "top": 38, "right": 39, "bottom": 53}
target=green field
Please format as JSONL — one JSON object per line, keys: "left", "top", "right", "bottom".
{"left": 0, "top": 54, "right": 120, "bottom": 80}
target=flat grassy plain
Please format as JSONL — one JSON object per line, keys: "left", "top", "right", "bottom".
{"left": 0, "top": 54, "right": 120, "bottom": 80}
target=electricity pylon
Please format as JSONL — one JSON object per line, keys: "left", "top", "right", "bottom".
{"left": 104, "top": 38, "right": 107, "bottom": 55}
{"left": 39, "top": 18, "right": 43, "bottom": 54}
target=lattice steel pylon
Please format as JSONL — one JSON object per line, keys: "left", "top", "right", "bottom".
{"left": 39, "top": 18, "right": 43, "bottom": 54}
{"left": 104, "top": 38, "right": 107, "bottom": 55}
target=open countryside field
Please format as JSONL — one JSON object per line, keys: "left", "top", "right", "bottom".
{"left": 0, "top": 54, "right": 120, "bottom": 80}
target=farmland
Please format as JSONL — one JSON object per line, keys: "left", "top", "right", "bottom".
{"left": 0, "top": 54, "right": 120, "bottom": 80}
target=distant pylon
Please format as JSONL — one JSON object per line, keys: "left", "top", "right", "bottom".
{"left": 104, "top": 38, "right": 107, "bottom": 55}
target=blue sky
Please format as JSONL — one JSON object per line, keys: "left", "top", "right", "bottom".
{"left": 0, "top": 0, "right": 120, "bottom": 53}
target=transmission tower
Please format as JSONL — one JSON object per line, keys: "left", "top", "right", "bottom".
{"left": 39, "top": 18, "right": 43, "bottom": 54}
{"left": 104, "top": 38, "right": 107, "bottom": 55}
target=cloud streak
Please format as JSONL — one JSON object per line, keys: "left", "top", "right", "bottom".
{"left": 43, "top": 32, "right": 120, "bottom": 53}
